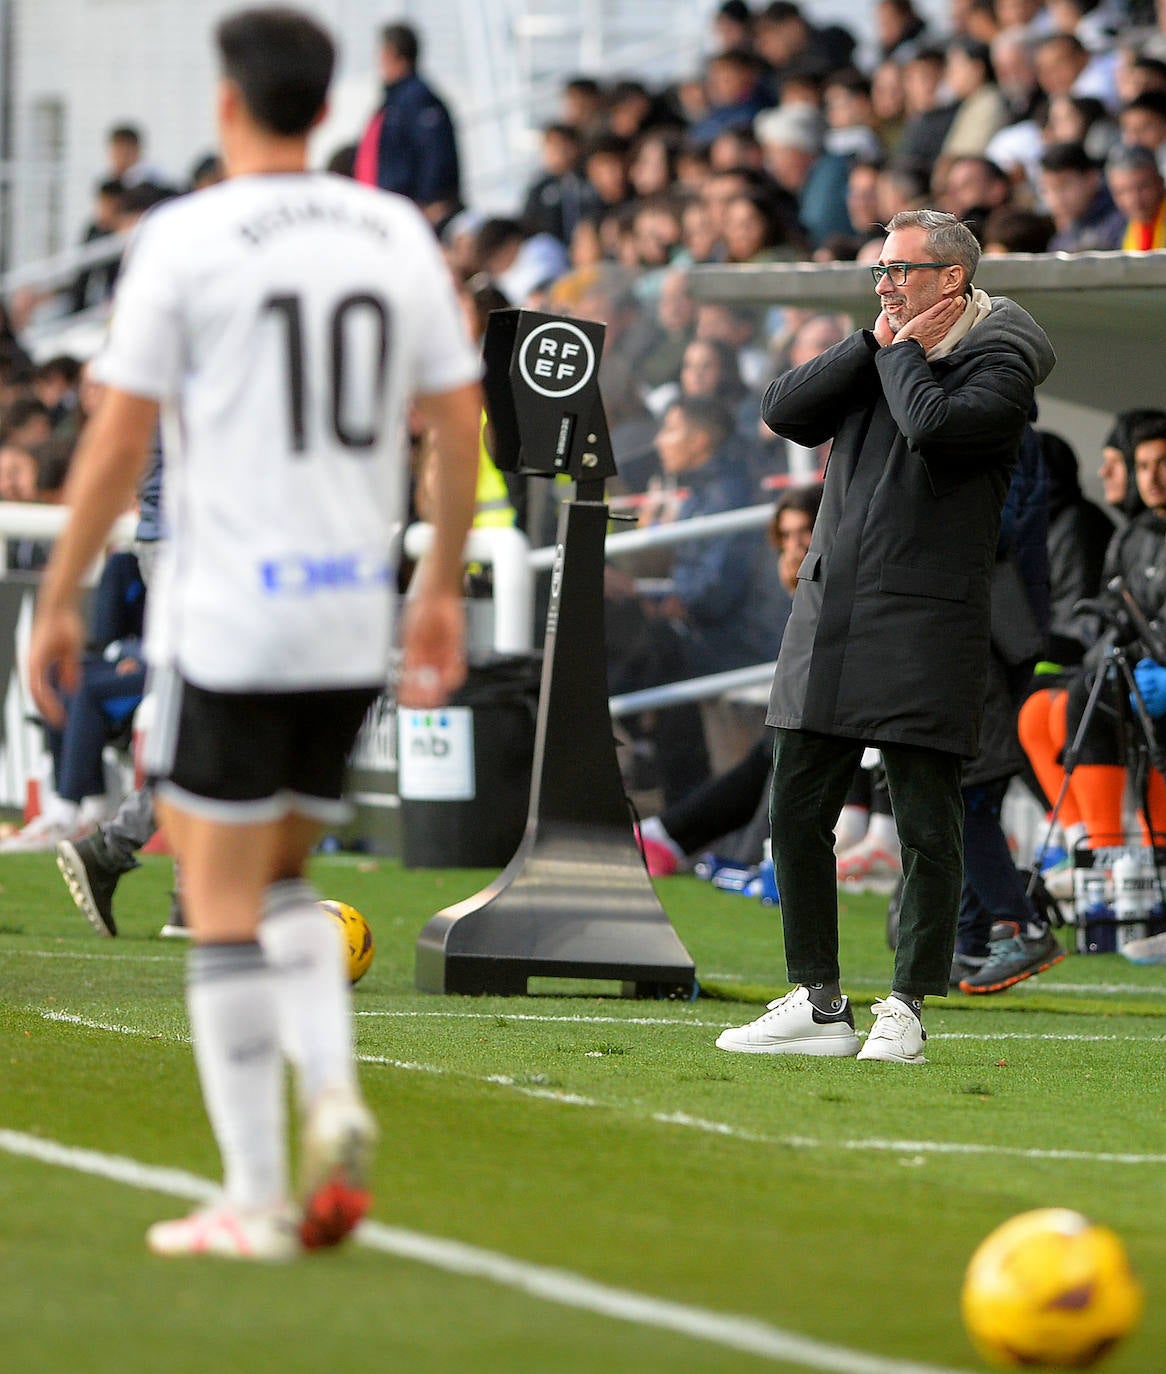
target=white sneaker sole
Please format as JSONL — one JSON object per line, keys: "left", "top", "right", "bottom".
{"left": 715, "top": 1031, "right": 860, "bottom": 1056}
{"left": 146, "top": 1207, "right": 299, "bottom": 1261}
{"left": 857, "top": 1042, "right": 927, "bottom": 1065}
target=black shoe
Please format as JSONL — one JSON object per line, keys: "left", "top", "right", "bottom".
{"left": 959, "top": 925, "right": 1066, "bottom": 995}
{"left": 56, "top": 832, "right": 135, "bottom": 938}
{"left": 949, "top": 949, "right": 987, "bottom": 988}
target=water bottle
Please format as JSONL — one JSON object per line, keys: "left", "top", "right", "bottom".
{"left": 1081, "top": 863, "right": 1116, "bottom": 955}
{"left": 710, "top": 861, "right": 758, "bottom": 894}
{"left": 1114, "top": 847, "right": 1153, "bottom": 950}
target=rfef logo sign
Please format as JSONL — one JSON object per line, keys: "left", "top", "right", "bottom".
{"left": 517, "top": 321, "right": 596, "bottom": 399}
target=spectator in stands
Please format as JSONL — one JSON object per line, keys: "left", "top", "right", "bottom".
{"left": 939, "top": 154, "right": 1013, "bottom": 237}
{"left": 712, "top": 0, "right": 753, "bottom": 54}
{"left": 940, "top": 38, "right": 1011, "bottom": 161}
{"left": 1106, "top": 142, "right": 1166, "bottom": 249}
{"left": 708, "top": 125, "right": 765, "bottom": 172}
{"left": 32, "top": 356, "right": 82, "bottom": 433}
{"left": 0, "top": 397, "right": 51, "bottom": 451}
{"left": 981, "top": 205, "right": 1056, "bottom": 253}
{"left": 1118, "top": 90, "right": 1166, "bottom": 174}
{"left": 1033, "top": 32, "right": 1119, "bottom": 110}
{"left": 354, "top": 21, "right": 461, "bottom": 224}
{"left": 721, "top": 189, "right": 804, "bottom": 262}
{"left": 822, "top": 68, "right": 883, "bottom": 162}
{"left": 754, "top": 104, "right": 850, "bottom": 248}
{"left": 991, "top": 25, "right": 1043, "bottom": 124}
{"left": 1039, "top": 141, "right": 1125, "bottom": 251}
{"left": 605, "top": 397, "right": 780, "bottom": 803}
{"left": 870, "top": 59, "right": 908, "bottom": 154}
{"left": 845, "top": 157, "right": 883, "bottom": 238}
{"left": 188, "top": 152, "right": 225, "bottom": 190}
{"left": 70, "top": 179, "right": 124, "bottom": 313}
{"left": 521, "top": 123, "right": 594, "bottom": 247}
{"left": 1116, "top": 52, "right": 1166, "bottom": 104}
{"left": 875, "top": 157, "right": 931, "bottom": 225}
{"left": 875, "top": 0, "right": 931, "bottom": 63}
{"left": 1042, "top": 93, "right": 1118, "bottom": 162}
{"left": 689, "top": 49, "right": 770, "bottom": 148}
{"left": 753, "top": 2, "right": 854, "bottom": 90}
{"left": 896, "top": 48, "right": 959, "bottom": 167}
{"left": 628, "top": 129, "right": 683, "bottom": 199}
{"left": 104, "top": 124, "right": 169, "bottom": 190}
{"left": 560, "top": 76, "right": 606, "bottom": 138}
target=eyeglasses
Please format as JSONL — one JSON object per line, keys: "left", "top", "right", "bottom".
{"left": 869, "top": 261, "right": 958, "bottom": 286}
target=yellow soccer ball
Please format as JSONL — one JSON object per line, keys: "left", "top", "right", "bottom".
{"left": 320, "top": 899, "right": 374, "bottom": 985}
{"left": 961, "top": 1208, "right": 1143, "bottom": 1369}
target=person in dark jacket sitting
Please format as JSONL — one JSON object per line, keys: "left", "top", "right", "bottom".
{"left": 717, "top": 208, "right": 1055, "bottom": 1064}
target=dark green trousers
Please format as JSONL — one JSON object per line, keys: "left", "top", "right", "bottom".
{"left": 769, "top": 727, "right": 965, "bottom": 998}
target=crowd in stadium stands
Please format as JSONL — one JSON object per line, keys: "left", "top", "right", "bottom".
{"left": 6, "top": 1, "right": 1166, "bottom": 913}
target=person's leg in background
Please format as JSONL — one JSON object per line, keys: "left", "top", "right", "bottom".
{"left": 954, "top": 777, "right": 1066, "bottom": 994}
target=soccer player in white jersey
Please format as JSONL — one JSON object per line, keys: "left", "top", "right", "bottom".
{"left": 29, "top": 7, "right": 482, "bottom": 1260}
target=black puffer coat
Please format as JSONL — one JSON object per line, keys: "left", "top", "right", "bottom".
{"left": 761, "top": 297, "right": 1056, "bottom": 758}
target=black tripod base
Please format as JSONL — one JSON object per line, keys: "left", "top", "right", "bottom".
{"left": 415, "top": 821, "right": 697, "bottom": 997}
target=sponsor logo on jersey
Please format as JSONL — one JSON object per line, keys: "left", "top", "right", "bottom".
{"left": 259, "top": 551, "right": 393, "bottom": 596}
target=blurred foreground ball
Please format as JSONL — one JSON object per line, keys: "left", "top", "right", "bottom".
{"left": 961, "top": 1208, "right": 1142, "bottom": 1368}
{"left": 320, "top": 899, "right": 374, "bottom": 985}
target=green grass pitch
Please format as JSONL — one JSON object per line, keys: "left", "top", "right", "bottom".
{"left": 1, "top": 852, "right": 1164, "bottom": 1373}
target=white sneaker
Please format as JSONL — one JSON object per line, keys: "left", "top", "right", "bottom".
{"left": 836, "top": 836, "right": 902, "bottom": 894}
{"left": 298, "top": 1085, "right": 378, "bottom": 1249}
{"left": 1120, "top": 931, "right": 1166, "bottom": 965}
{"left": 0, "top": 813, "right": 81, "bottom": 854}
{"left": 857, "top": 997, "right": 927, "bottom": 1064}
{"left": 715, "top": 986, "right": 860, "bottom": 1057}
{"left": 146, "top": 1202, "right": 299, "bottom": 1260}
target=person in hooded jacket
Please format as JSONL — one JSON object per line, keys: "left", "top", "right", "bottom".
{"left": 716, "top": 208, "right": 1055, "bottom": 1065}
{"left": 1019, "top": 409, "right": 1163, "bottom": 888}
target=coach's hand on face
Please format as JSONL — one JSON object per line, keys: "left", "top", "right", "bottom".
{"left": 885, "top": 295, "right": 966, "bottom": 352}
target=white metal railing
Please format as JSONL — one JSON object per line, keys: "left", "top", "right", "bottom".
{"left": 404, "top": 498, "right": 778, "bottom": 709}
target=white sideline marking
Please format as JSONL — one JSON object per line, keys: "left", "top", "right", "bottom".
{"left": 34, "top": 1008, "right": 1166, "bottom": 1167}
{"left": 0, "top": 1127, "right": 973, "bottom": 1374}
{"left": 8, "top": 947, "right": 1166, "bottom": 997}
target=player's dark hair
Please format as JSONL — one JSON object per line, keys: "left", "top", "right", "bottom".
{"left": 380, "top": 22, "right": 419, "bottom": 68}
{"left": 668, "top": 396, "right": 734, "bottom": 450}
{"left": 1130, "top": 414, "right": 1166, "bottom": 456}
{"left": 216, "top": 7, "right": 335, "bottom": 137}
{"left": 108, "top": 125, "right": 141, "bottom": 147}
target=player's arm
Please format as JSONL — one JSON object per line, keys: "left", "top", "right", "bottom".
{"left": 29, "top": 387, "right": 157, "bottom": 724}
{"left": 398, "top": 379, "right": 482, "bottom": 708}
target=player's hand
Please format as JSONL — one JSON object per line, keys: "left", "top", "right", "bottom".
{"left": 891, "top": 295, "right": 965, "bottom": 352}
{"left": 398, "top": 590, "right": 466, "bottom": 709}
{"left": 28, "top": 604, "right": 85, "bottom": 727}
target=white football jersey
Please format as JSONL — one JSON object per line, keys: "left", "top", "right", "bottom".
{"left": 93, "top": 173, "right": 480, "bottom": 691}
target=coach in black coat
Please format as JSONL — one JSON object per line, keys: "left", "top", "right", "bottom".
{"left": 717, "top": 209, "right": 1055, "bottom": 1064}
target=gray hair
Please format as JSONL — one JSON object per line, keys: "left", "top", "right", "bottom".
{"left": 1106, "top": 142, "right": 1163, "bottom": 180}
{"left": 884, "top": 208, "right": 981, "bottom": 286}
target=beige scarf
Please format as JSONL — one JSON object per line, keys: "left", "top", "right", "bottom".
{"left": 925, "top": 286, "right": 993, "bottom": 361}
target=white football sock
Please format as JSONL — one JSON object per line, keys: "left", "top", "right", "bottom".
{"left": 260, "top": 879, "right": 356, "bottom": 1108}
{"left": 833, "top": 804, "right": 869, "bottom": 853}
{"left": 868, "top": 811, "right": 899, "bottom": 848}
{"left": 186, "top": 942, "right": 286, "bottom": 1209}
